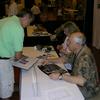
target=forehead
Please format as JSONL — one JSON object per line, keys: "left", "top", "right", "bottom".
{"left": 68, "top": 34, "right": 76, "bottom": 43}
{"left": 25, "top": 14, "right": 31, "bottom": 19}
{"left": 25, "top": 14, "right": 33, "bottom": 21}
{"left": 68, "top": 34, "right": 74, "bottom": 40}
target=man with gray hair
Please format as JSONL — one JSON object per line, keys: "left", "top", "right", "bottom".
{"left": 0, "top": 8, "right": 34, "bottom": 100}
{"left": 49, "top": 32, "right": 100, "bottom": 99}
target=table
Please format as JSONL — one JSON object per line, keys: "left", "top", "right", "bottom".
{"left": 24, "top": 26, "right": 51, "bottom": 46}
{"left": 20, "top": 47, "right": 84, "bottom": 100}
{"left": 27, "top": 26, "right": 51, "bottom": 37}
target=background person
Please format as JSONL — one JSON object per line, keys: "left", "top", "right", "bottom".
{"left": 49, "top": 32, "right": 100, "bottom": 99}
{"left": 50, "top": 21, "right": 80, "bottom": 73}
{"left": 31, "top": 2, "right": 41, "bottom": 24}
{"left": 0, "top": 8, "right": 33, "bottom": 100}
{"left": 50, "top": 21, "right": 80, "bottom": 55}
{"left": 6, "top": 0, "right": 18, "bottom": 16}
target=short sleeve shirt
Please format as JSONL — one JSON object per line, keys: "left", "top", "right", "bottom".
{"left": 71, "top": 45, "right": 99, "bottom": 97}
{"left": 0, "top": 16, "right": 24, "bottom": 57}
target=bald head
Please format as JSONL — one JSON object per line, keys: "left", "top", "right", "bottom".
{"left": 66, "top": 32, "right": 86, "bottom": 53}
{"left": 70, "top": 32, "right": 86, "bottom": 45}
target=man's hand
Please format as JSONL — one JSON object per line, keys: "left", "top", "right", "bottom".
{"left": 15, "top": 51, "right": 23, "bottom": 60}
{"left": 49, "top": 72, "right": 60, "bottom": 80}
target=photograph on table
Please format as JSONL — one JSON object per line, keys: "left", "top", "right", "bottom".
{"left": 38, "top": 63, "right": 68, "bottom": 75}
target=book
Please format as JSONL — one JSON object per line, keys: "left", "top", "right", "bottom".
{"left": 38, "top": 64, "right": 68, "bottom": 75}
{"left": 10, "top": 55, "right": 38, "bottom": 70}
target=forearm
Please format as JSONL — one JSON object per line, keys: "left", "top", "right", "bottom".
{"left": 62, "top": 74, "right": 86, "bottom": 86}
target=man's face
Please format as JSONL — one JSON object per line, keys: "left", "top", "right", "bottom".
{"left": 21, "top": 14, "right": 33, "bottom": 28}
{"left": 66, "top": 35, "right": 76, "bottom": 52}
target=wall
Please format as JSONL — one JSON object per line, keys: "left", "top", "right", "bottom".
{"left": 93, "top": 0, "right": 100, "bottom": 49}
{"left": 82, "top": 0, "right": 94, "bottom": 46}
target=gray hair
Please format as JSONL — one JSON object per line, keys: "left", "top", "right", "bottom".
{"left": 74, "top": 34, "right": 86, "bottom": 45}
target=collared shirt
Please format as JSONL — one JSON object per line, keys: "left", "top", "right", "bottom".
{"left": 70, "top": 45, "right": 99, "bottom": 98}
{"left": 0, "top": 16, "right": 24, "bottom": 57}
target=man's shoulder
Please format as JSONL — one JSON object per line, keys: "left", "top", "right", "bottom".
{"left": 77, "top": 46, "right": 95, "bottom": 65}
{"left": 81, "top": 45, "right": 92, "bottom": 56}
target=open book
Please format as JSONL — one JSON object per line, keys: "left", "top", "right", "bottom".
{"left": 38, "top": 64, "right": 68, "bottom": 75}
{"left": 10, "top": 56, "right": 38, "bottom": 70}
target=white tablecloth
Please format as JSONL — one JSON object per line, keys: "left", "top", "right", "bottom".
{"left": 20, "top": 47, "right": 84, "bottom": 100}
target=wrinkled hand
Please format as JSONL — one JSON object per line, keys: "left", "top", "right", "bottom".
{"left": 49, "top": 72, "right": 60, "bottom": 80}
